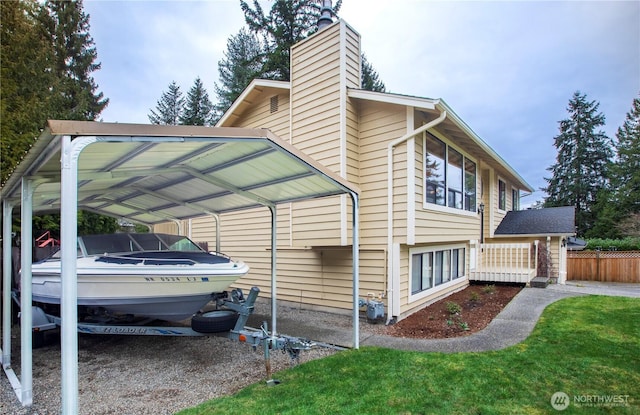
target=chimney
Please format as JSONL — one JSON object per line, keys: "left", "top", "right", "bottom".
{"left": 317, "top": 0, "right": 333, "bottom": 30}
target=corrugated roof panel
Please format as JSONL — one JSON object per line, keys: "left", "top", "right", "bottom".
{"left": 185, "top": 141, "right": 274, "bottom": 171}
{"left": 0, "top": 121, "right": 359, "bottom": 224}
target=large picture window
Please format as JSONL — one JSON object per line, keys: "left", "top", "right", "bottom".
{"left": 425, "top": 133, "right": 476, "bottom": 212}
{"left": 411, "top": 247, "right": 466, "bottom": 295}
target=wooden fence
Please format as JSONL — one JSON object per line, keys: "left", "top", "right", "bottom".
{"left": 567, "top": 251, "right": 640, "bottom": 283}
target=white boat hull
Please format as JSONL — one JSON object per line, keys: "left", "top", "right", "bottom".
{"left": 30, "top": 256, "right": 249, "bottom": 321}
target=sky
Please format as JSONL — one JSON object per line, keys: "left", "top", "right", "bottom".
{"left": 83, "top": 0, "right": 640, "bottom": 207}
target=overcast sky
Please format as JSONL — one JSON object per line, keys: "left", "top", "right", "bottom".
{"left": 83, "top": 0, "right": 640, "bottom": 206}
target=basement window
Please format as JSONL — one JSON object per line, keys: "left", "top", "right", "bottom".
{"left": 410, "top": 245, "right": 466, "bottom": 298}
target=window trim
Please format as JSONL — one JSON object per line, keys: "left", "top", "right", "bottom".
{"left": 409, "top": 244, "right": 468, "bottom": 303}
{"left": 423, "top": 131, "right": 478, "bottom": 216}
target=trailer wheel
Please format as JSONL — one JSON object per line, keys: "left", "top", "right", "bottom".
{"left": 191, "top": 310, "right": 239, "bottom": 333}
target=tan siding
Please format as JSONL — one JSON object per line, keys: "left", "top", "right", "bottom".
{"left": 291, "top": 198, "right": 342, "bottom": 246}
{"left": 223, "top": 92, "right": 291, "bottom": 144}
{"left": 346, "top": 97, "right": 360, "bottom": 184}
{"left": 289, "top": 21, "right": 362, "bottom": 246}
{"left": 153, "top": 222, "right": 180, "bottom": 234}
{"left": 344, "top": 24, "right": 361, "bottom": 88}
{"left": 290, "top": 25, "right": 343, "bottom": 245}
{"left": 230, "top": 248, "right": 385, "bottom": 311}
{"left": 359, "top": 102, "right": 406, "bottom": 249}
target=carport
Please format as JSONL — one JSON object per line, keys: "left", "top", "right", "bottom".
{"left": 1, "top": 120, "right": 360, "bottom": 412}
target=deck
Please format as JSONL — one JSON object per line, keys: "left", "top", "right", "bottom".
{"left": 469, "top": 242, "right": 539, "bottom": 284}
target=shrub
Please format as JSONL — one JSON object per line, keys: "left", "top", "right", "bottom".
{"left": 482, "top": 284, "right": 496, "bottom": 295}
{"left": 585, "top": 237, "right": 640, "bottom": 251}
{"left": 445, "top": 301, "right": 462, "bottom": 315}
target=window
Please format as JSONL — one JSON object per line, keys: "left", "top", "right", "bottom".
{"left": 425, "top": 135, "right": 446, "bottom": 206}
{"left": 411, "top": 247, "right": 466, "bottom": 295}
{"left": 511, "top": 188, "right": 520, "bottom": 211}
{"left": 447, "top": 148, "right": 463, "bottom": 209}
{"left": 498, "top": 179, "right": 506, "bottom": 211}
{"left": 464, "top": 159, "right": 476, "bottom": 212}
{"left": 425, "top": 133, "right": 476, "bottom": 212}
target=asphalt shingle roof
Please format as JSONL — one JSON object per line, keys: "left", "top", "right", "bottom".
{"left": 494, "top": 206, "right": 576, "bottom": 236}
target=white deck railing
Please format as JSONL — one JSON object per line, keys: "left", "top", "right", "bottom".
{"left": 470, "top": 241, "right": 539, "bottom": 283}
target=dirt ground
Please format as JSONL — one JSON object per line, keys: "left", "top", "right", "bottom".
{"left": 387, "top": 283, "right": 523, "bottom": 339}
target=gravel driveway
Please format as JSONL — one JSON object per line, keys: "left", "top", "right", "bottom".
{"left": 0, "top": 301, "right": 349, "bottom": 415}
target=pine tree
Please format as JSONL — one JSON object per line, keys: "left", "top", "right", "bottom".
{"left": 180, "top": 77, "right": 214, "bottom": 126}
{"left": 40, "top": 0, "right": 108, "bottom": 120}
{"left": 543, "top": 91, "right": 613, "bottom": 236}
{"left": 240, "top": 0, "right": 342, "bottom": 81}
{"left": 214, "top": 28, "right": 264, "bottom": 121}
{"left": 361, "top": 53, "right": 386, "bottom": 93}
{"left": 148, "top": 81, "right": 184, "bottom": 125}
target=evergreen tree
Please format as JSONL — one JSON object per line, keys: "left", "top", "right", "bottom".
{"left": 2, "top": 0, "right": 114, "bottom": 233}
{"left": 610, "top": 95, "right": 640, "bottom": 235}
{"left": 180, "top": 77, "right": 214, "bottom": 126}
{"left": 361, "top": 53, "right": 386, "bottom": 92}
{"left": 612, "top": 95, "right": 640, "bottom": 214}
{"left": 240, "top": 0, "right": 342, "bottom": 81}
{"left": 148, "top": 81, "right": 184, "bottom": 125}
{"left": 543, "top": 91, "right": 613, "bottom": 236}
{"left": 40, "top": 0, "right": 108, "bottom": 120}
{"left": 1, "top": 0, "right": 55, "bottom": 184}
{"left": 214, "top": 28, "right": 264, "bottom": 121}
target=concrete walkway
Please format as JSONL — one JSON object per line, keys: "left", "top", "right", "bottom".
{"left": 252, "top": 281, "right": 640, "bottom": 352}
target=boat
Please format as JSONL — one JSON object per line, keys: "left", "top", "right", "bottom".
{"left": 28, "top": 233, "right": 250, "bottom": 321}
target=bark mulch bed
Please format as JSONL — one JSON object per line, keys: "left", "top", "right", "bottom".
{"left": 387, "top": 283, "right": 523, "bottom": 339}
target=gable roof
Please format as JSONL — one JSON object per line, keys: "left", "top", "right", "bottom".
{"left": 494, "top": 206, "right": 576, "bottom": 236}
{"left": 216, "top": 82, "right": 534, "bottom": 193}
{"left": 348, "top": 89, "right": 533, "bottom": 193}
{"left": 217, "top": 79, "right": 289, "bottom": 127}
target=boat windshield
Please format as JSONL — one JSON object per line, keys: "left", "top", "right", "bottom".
{"left": 81, "top": 233, "right": 204, "bottom": 256}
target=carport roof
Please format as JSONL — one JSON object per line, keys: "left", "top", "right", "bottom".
{"left": 1, "top": 120, "right": 359, "bottom": 224}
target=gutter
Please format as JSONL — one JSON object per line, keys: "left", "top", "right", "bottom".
{"left": 386, "top": 109, "right": 447, "bottom": 324}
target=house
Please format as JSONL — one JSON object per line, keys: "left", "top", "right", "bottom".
{"left": 155, "top": 18, "right": 573, "bottom": 322}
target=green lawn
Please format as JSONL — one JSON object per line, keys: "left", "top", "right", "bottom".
{"left": 178, "top": 296, "right": 640, "bottom": 415}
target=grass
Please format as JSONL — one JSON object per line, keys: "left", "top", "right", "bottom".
{"left": 177, "top": 296, "right": 640, "bottom": 415}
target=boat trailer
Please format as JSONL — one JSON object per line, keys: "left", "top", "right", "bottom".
{"left": 14, "top": 287, "right": 337, "bottom": 379}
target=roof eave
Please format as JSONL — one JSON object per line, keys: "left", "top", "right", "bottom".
{"left": 434, "top": 100, "right": 534, "bottom": 193}
{"left": 346, "top": 90, "right": 534, "bottom": 193}
{"left": 216, "top": 79, "right": 290, "bottom": 127}
{"left": 347, "top": 88, "right": 437, "bottom": 111}
{"left": 493, "top": 232, "right": 575, "bottom": 238}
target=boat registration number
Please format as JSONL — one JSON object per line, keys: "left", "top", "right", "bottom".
{"left": 143, "top": 277, "right": 209, "bottom": 282}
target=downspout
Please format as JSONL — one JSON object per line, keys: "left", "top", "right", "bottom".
{"left": 386, "top": 110, "right": 446, "bottom": 324}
